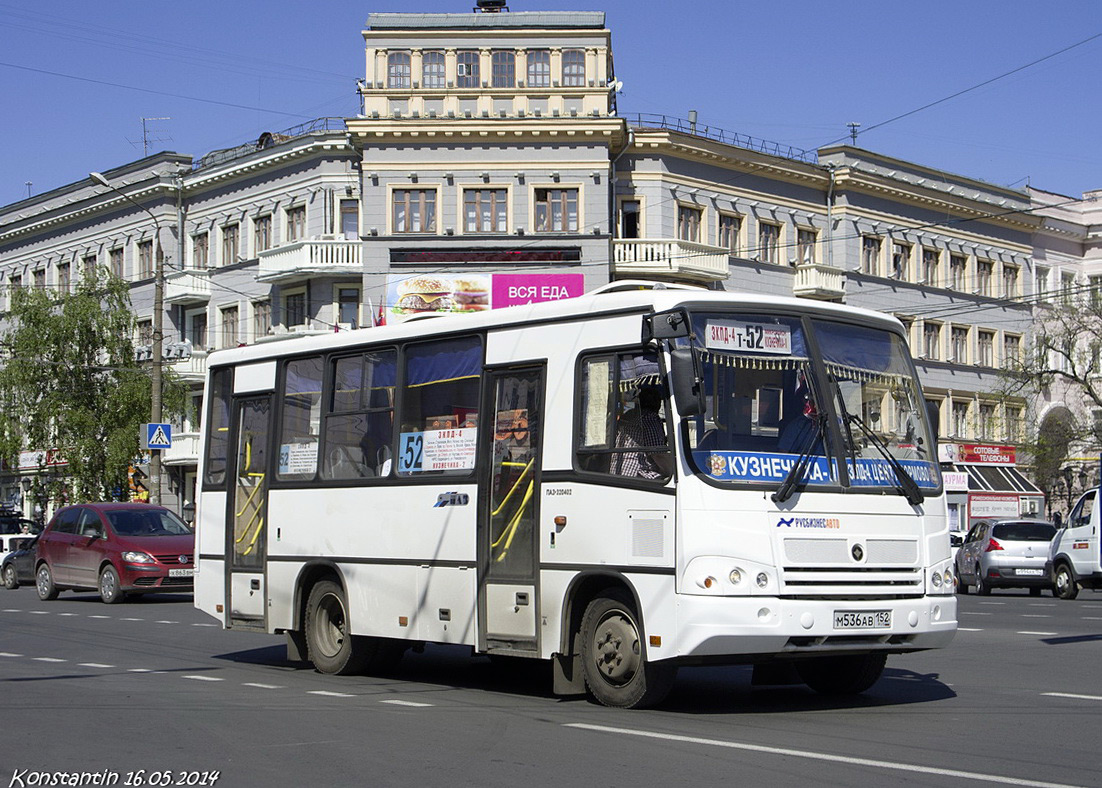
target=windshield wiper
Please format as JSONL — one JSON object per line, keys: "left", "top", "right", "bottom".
{"left": 844, "top": 413, "right": 924, "bottom": 506}
{"left": 772, "top": 414, "right": 826, "bottom": 504}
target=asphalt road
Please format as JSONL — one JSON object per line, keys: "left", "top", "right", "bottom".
{"left": 1, "top": 586, "right": 1100, "bottom": 788}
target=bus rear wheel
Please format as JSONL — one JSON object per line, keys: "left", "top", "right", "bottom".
{"left": 579, "top": 589, "right": 676, "bottom": 709}
{"left": 797, "top": 652, "right": 887, "bottom": 695}
{"left": 305, "top": 580, "right": 367, "bottom": 675}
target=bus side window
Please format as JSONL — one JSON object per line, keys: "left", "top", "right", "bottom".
{"left": 322, "top": 350, "right": 396, "bottom": 480}
{"left": 277, "top": 356, "right": 324, "bottom": 481}
{"left": 203, "top": 367, "right": 232, "bottom": 488}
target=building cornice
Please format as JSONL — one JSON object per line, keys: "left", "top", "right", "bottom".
{"left": 345, "top": 116, "right": 626, "bottom": 147}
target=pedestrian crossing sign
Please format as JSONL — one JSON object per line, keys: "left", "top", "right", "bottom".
{"left": 144, "top": 423, "right": 173, "bottom": 450}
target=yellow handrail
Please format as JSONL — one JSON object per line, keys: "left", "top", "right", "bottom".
{"left": 494, "top": 481, "right": 534, "bottom": 561}
{"left": 490, "top": 459, "right": 533, "bottom": 518}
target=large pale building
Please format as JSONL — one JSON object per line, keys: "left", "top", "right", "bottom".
{"left": 0, "top": 6, "right": 1077, "bottom": 526}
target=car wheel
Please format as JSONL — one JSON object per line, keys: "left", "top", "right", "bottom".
{"left": 305, "top": 580, "right": 368, "bottom": 675}
{"left": 2, "top": 563, "right": 18, "bottom": 590}
{"left": 36, "top": 564, "right": 58, "bottom": 601}
{"left": 1053, "top": 563, "right": 1079, "bottom": 600}
{"left": 975, "top": 566, "right": 991, "bottom": 596}
{"left": 797, "top": 652, "right": 888, "bottom": 695}
{"left": 98, "top": 565, "right": 126, "bottom": 604}
{"left": 579, "top": 588, "right": 677, "bottom": 709}
{"left": 956, "top": 570, "right": 968, "bottom": 595}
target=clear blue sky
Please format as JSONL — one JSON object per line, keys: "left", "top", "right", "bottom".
{"left": 1, "top": 0, "right": 1099, "bottom": 208}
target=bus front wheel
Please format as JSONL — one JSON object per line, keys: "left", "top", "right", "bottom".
{"left": 305, "top": 580, "right": 367, "bottom": 675}
{"left": 579, "top": 589, "right": 676, "bottom": 709}
{"left": 797, "top": 652, "right": 887, "bottom": 695}
{"left": 1053, "top": 563, "right": 1079, "bottom": 600}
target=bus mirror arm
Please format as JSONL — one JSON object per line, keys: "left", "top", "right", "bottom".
{"left": 925, "top": 400, "right": 940, "bottom": 444}
{"left": 670, "top": 346, "right": 705, "bottom": 418}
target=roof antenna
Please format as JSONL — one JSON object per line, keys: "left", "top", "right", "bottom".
{"left": 847, "top": 122, "right": 861, "bottom": 145}
{"left": 475, "top": 0, "right": 508, "bottom": 11}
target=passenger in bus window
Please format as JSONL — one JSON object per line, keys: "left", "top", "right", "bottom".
{"left": 613, "top": 386, "right": 672, "bottom": 479}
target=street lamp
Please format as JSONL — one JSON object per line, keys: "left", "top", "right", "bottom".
{"left": 90, "top": 171, "right": 165, "bottom": 506}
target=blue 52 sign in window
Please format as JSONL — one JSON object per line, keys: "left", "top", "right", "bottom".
{"left": 398, "top": 432, "right": 424, "bottom": 473}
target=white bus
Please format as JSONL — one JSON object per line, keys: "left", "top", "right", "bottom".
{"left": 194, "top": 284, "right": 956, "bottom": 708}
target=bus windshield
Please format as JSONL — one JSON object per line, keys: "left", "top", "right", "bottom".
{"left": 684, "top": 311, "right": 940, "bottom": 495}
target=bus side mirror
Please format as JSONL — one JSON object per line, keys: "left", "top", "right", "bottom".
{"left": 643, "top": 308, "right": 692, "bottom": 341}
{"left": 670, "top": 347, "right": 704, "bottom": 417}
{"left": 925, "top": 400, "right": 940, "bottom": 443}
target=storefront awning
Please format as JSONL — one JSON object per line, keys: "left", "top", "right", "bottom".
{"left": 943, "top": 463, "right": 1042, "bottom": 494}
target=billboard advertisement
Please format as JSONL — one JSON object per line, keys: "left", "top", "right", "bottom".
{"left": 385, "top": 272, "right": 585, "bottom": 324}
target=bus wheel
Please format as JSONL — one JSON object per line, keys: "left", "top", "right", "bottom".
{"left": 579, "top": 589, "right": 676, "bottom": 709}
{"left": 305, "top": 580, "right": 366, "bottom": 675}
{"left": 1053, "top": 563, "right": 1079, "bottom": 600}
{"left": 797, "top": 652, "right": 887, "bottom": 695}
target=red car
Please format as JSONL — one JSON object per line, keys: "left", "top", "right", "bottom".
{"left": 35, "top": 503, "right": 194, "bottom": 604}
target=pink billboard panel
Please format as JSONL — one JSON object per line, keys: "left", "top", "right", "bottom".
{"left": 491, "top": 273, "right": 586, "bottom": 308}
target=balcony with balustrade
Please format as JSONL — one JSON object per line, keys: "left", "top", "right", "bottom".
{"left": 168, "top": 349, "right": 208, "bottom": 385}
{"left": 611, "top": 239, "right": 729, "bottom": 283}
{"left": 257, "top": 238, "right": 362, "bottom": 283}
{"left": 163, "top": 431, "right": 200, "bottom": 467}
{"left": 164, "top": 269, "right": 211, "bottom": 305}
{"left": 792, "top": 262, "right": 846, "bottom": 300}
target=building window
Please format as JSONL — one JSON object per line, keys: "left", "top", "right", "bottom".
{"left": 921, "top": 248, "right": 939, "bottom": 285}
{"left": 1036, "top": 265, "right": 1050, "bottom": 301}
{"left": 718, "top": 214, "right": 740, "bottom": 254}
{"left": 977, "top": 260, "right": 993, "bottom": 296}
{"left": 1006, "top": 406, "right": 1022, "bottom": 442}
{"left": 534, "top": 188, "right": 578, "bottom": 232}
{"left": 979, "top": 404, "right": 996, "bottom": 440}
{"left": 110, "top": 248, "right": 124, "bottom": 278}
{"left": 253, "top": 299, "right": 271, "bottom": 341}
{"left": 491, "top": 50, "right": 515, "bottom": 87}
{"left": 284, "top": 290, "right": 307, "bottom": 328}
{"left": 32, "top": 269, "right": 44, "bottom": 290}
{"left": 950, "top": 326, "right": 968, "bottom": 363}
{"left": 758, "top": 222, "right": 780, "bottom": 264}
{"left": 393, "top": 189, "right": 437, "bottom": 234}
{"left": 952, "top": 400, "right": 969, "bottom": 438}
{"left": 254, "top": 214, "right": 272, "bottom": 254}
{"left": 193, "top": 233, "right": 208, "bottom": 269}
{"left": 923, "top": 322, "right": 941, "bottom": 360}
{"left": 138, "top": 240, "right": 154, "bottom": 279}
{"left": 221, "top": 305, "right": 239, "bottom": 348}
{"left": 620, "top": 199, "right": 641, "bottom": 239}
{"left": 562, "top": 49, "right": 586, "bottom": 86}
{"left": 949, "top": 254, "right": 966, "bottom": 290}
{"left": 1003, "top": 264, "right": 1019, "bottom": 299}
{"left": 1003, "top": 334, "right": 1021, "bottom": 368}
{"left": 464, "top": 189, "right": 508, "bottom": 233}
{"left": 338, "top": 287, "right": 360, "bottom": 329}
{"left": 456, "top": 50, "right": 480, "bottom": 88}
{"left": 891, "top": 242, "right": 910, "bottom": 280}
{"left": 137, "top": 319, "right": 153, "bottom": 347}
{"left": 677, "top": 205, "right": 702, "bottom": 243}
{"left": 422, "top": 51, "right": 445, "bottom": 89}
{"left": 861, "top": 236, "right": 881, "bottom": 275}
{"left": 526, "top": 49, "right": 551, "bottom": 87}
{"left": 82, "top": 255, "right": 96, "bottom": 281}
{"left": 340, "top": 200, "right": 358, "bottom": 240}
{"left": 1061, "top": 272, "right": 1076, "bottom": 304}
{"left": 387, "top": 51, "right": 411, "bottom": 89}
{"left": 1090, "top": 275, "right": 1102, "bottom": 307}
{"left": 221, "top": 224, "right": 239, "bottom": 265}
{"left": 977, "top": 330, "right": 994, "bottom": 367}
{"left": 286, "top": 205, "right": 306, "bottom": 242}
{"left": 797, "top": 228, "right": 817, "bottom": 265}
{"left": 186, "top": 309, "right": 208, "bottom": 351}
{"left": 57, "top": 262, "right": 70, "bottom": 294}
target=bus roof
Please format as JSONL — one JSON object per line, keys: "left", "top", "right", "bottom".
{"left": 206, "top": 285, "right": 904, "bottom": 368}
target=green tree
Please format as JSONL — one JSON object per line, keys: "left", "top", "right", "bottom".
{"left": 0, "top": 267, "right": 185, "bottom": 504}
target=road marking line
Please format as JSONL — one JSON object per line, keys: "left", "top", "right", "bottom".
{"left": 121, "top": 618, "right": 144, "bottom": 621}
{"left": 128, "top": 668, "right": 153, "bottom": 673}
{"left": 1028, "top": 603, "right": 1057, "bottom": 607}
{"left": 957, "top": 627, "right": 984, "bottom": 632}
{"left": 960, "top": 612, "right": 992, "bottom": 616}
{"left": 978, "top": 601, "right": 1006, "bottom": 605}
{"left": 308, "top": 690, "right": 356, "bottom": 697}
{"left": 1017, "top": 631, "right": 1058, "bottom": 636}
{"left": 78, "top": 663, "right": 114, "bottom": 668}
{"left": 0, "top": 652, "right": 23, "bottom": 657}
{"left": 29, "top": 610, "right": 50, "bottom": 615}
{"left": 33, "top": 657, "right": 65, "bottom": 663}
{"left": 57, "top": 613, "right": 78, "bottom": 617}
{"left": 155, "top": 620, "right": 178, "bottom": 624}
{"left": 243, "top": 683, "right": 284, "bottom": 689}
{"left": 380, "top": 699, "right": 433, "bottom": 707}
{"left": 87, "top": 615, "right": 110, "bottom": 619}
{"left": 1043, "top": 692, "right": 1102, "bottom": 702}
{"left": 2, "top": 609, "right": 23, "bottom": 612}
{"left": 1083, "top": 617, "right": 1102, "bottom": 621}
{"left": 183, "top": 675, "right": 224, "bottom": 682}
{"left": 564, "top": 723, "right": 1085, "bottom": 788}
{"left": 191, "top": 623, "right": 218, "bottom": 627}
{"left": 1021, "top": 615, "right": 1053, "bottom": 618}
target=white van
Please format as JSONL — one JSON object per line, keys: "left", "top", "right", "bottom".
{"left": 1048, "top": 488, "right": 1102, "bottom": 599}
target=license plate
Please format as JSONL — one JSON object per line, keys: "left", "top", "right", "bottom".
{"left": 833, "top": 610, "right": 891, "bottom": 630}
{"left": 1016, "top": 568, "right": 1044, "bottom": 576}
{"left": 168, "top": 568, "right": 195, "bottom": 578}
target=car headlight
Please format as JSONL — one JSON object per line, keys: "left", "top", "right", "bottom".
{"left": 122, "top": 551, "right": 154, "bottom": 564}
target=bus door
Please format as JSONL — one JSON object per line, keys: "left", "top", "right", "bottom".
{"left": 226, "top": 395, "right": 271, "bottom": 627}
{"left": 479, "top": 366, "right": 544, "bottom": 653}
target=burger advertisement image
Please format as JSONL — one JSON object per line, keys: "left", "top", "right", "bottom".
{"left": 385, "top": 272, "right": 585, "bottom": 324}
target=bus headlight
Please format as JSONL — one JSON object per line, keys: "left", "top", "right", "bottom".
{"left": 683, "top": 557, "right": 775, "bottom": 596}
{"left": 928, "top": 560, "right": 954, "bottom": 596}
